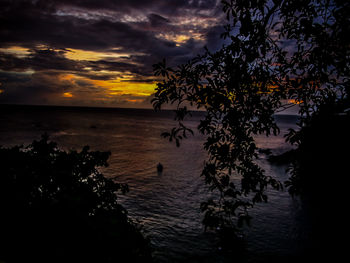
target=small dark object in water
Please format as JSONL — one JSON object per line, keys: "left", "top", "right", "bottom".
{"left": 157, "top": 163, "right": 163, "bottom": 172}
{"left": 90, "top": 125, "right": 97, "bottom": 129}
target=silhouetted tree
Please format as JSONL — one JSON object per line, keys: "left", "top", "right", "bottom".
{"left": 152, "top": 0, "right": 349, "bottom": 241}
{"left": 0, "top": 135, "right": 152, "bottom": 263}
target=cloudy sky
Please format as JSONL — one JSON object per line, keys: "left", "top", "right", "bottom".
{"left": 0, "top": 0, "right": 225, "bottom": 108}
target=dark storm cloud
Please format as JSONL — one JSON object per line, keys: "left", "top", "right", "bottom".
{"left": 0, "top": 71, "right": 64, "bottom": 105}
{"left": 148, "top": 13, "right": 170, "bottom": 27}
{"left": 0, "top": 50, "right": 73, "bottom": 73}
{"left": 0, "top": 53, "right": 29, "bottom": 72}
{"left": 0, "top": 71, "right": 31, "bottom": 85}
{"left": 54, "top": 0, "right": 219, "bottom": 15}
{"left": 0, "top": 47, "right": 153, "bottom": 80}
{"left": 0, "top": 68, "right": 108, "bottom": 105}
{"left": 0, "top": 0, "right": 221, "bottom": 51}
{"left": 0, "top": 1, "right": 215, "bottom": 66}
{"left": 0, "top": 0, "right": 224, "bottom": 106}
{"left": 1, "top": 5, "right": 165, "bottom": 52}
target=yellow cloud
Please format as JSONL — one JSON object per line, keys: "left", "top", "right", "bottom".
{"left": 156, "top": 33, "right": 204, "bottom": 46}
{"left": 64, "top": 48, "right": 145, "bottom": 61}
{"left": 91, "top": 79, "right": 156, "bottom": 97}
{"left": 65, "top": 49, "right": 106, "bottom": 61}
{"left": 57, "top": 73, "right": 155, "bottom": 103}
{"left": 0, "top": 46, "right": 31, "bottom": 58}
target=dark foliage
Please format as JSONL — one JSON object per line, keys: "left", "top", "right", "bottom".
{"left": 286, "top": 103, "right": 350, "bottom": 196}
{"left": 152, "top": 0, "right": 349, "bottom": 241}
{"left": 285, "top": 104, "right": 350, "bottom": 259}
{"left": 0, "top": 135, "right": 152, "bottom": 263}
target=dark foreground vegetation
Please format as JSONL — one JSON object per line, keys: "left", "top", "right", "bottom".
{"left": 0, "top": 135, "right": 152, "bottom": 263}
{"left": 286, "top": 104, "right": 350, "bottom": 259}
{"left": 153, "top": 0, "right": 349, "bottom": 257}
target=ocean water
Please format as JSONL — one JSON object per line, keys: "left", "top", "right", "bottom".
{"left": 0, "top": 106, "right": 310, "bottom": 262}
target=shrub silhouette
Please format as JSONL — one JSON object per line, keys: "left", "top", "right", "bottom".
{"left": 152, "top": 0, "right": 349, "bottom": 240}
{"left": 0, "top": 134, "right": 152, "bottom": 263}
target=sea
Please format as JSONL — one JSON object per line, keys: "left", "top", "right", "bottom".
{"left": 0, "top": 105, "right": 313, "bottom": 262}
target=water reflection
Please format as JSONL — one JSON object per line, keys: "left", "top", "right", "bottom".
{"left": 0, "top": 106, "right": 309, "bottom": 262}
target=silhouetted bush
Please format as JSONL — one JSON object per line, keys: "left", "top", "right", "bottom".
{"left": 152, "top": 0, "right": 349, "bottom": 241}
{"left": 286, "top": 103, "right": 350, "bottom": 197}
{"left": 0, "top": 134, "right": 152, "bottom": 263}
{"left": 285, "top": 99, "right": 350, "bottom": 259}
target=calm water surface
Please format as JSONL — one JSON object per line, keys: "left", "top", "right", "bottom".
{"left": 0, "top": 106, "right": 311, "bottom": 262}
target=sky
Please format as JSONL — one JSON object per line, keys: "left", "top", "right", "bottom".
{"left": 0, "top": 0, "right": 225, "bottom": 108}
